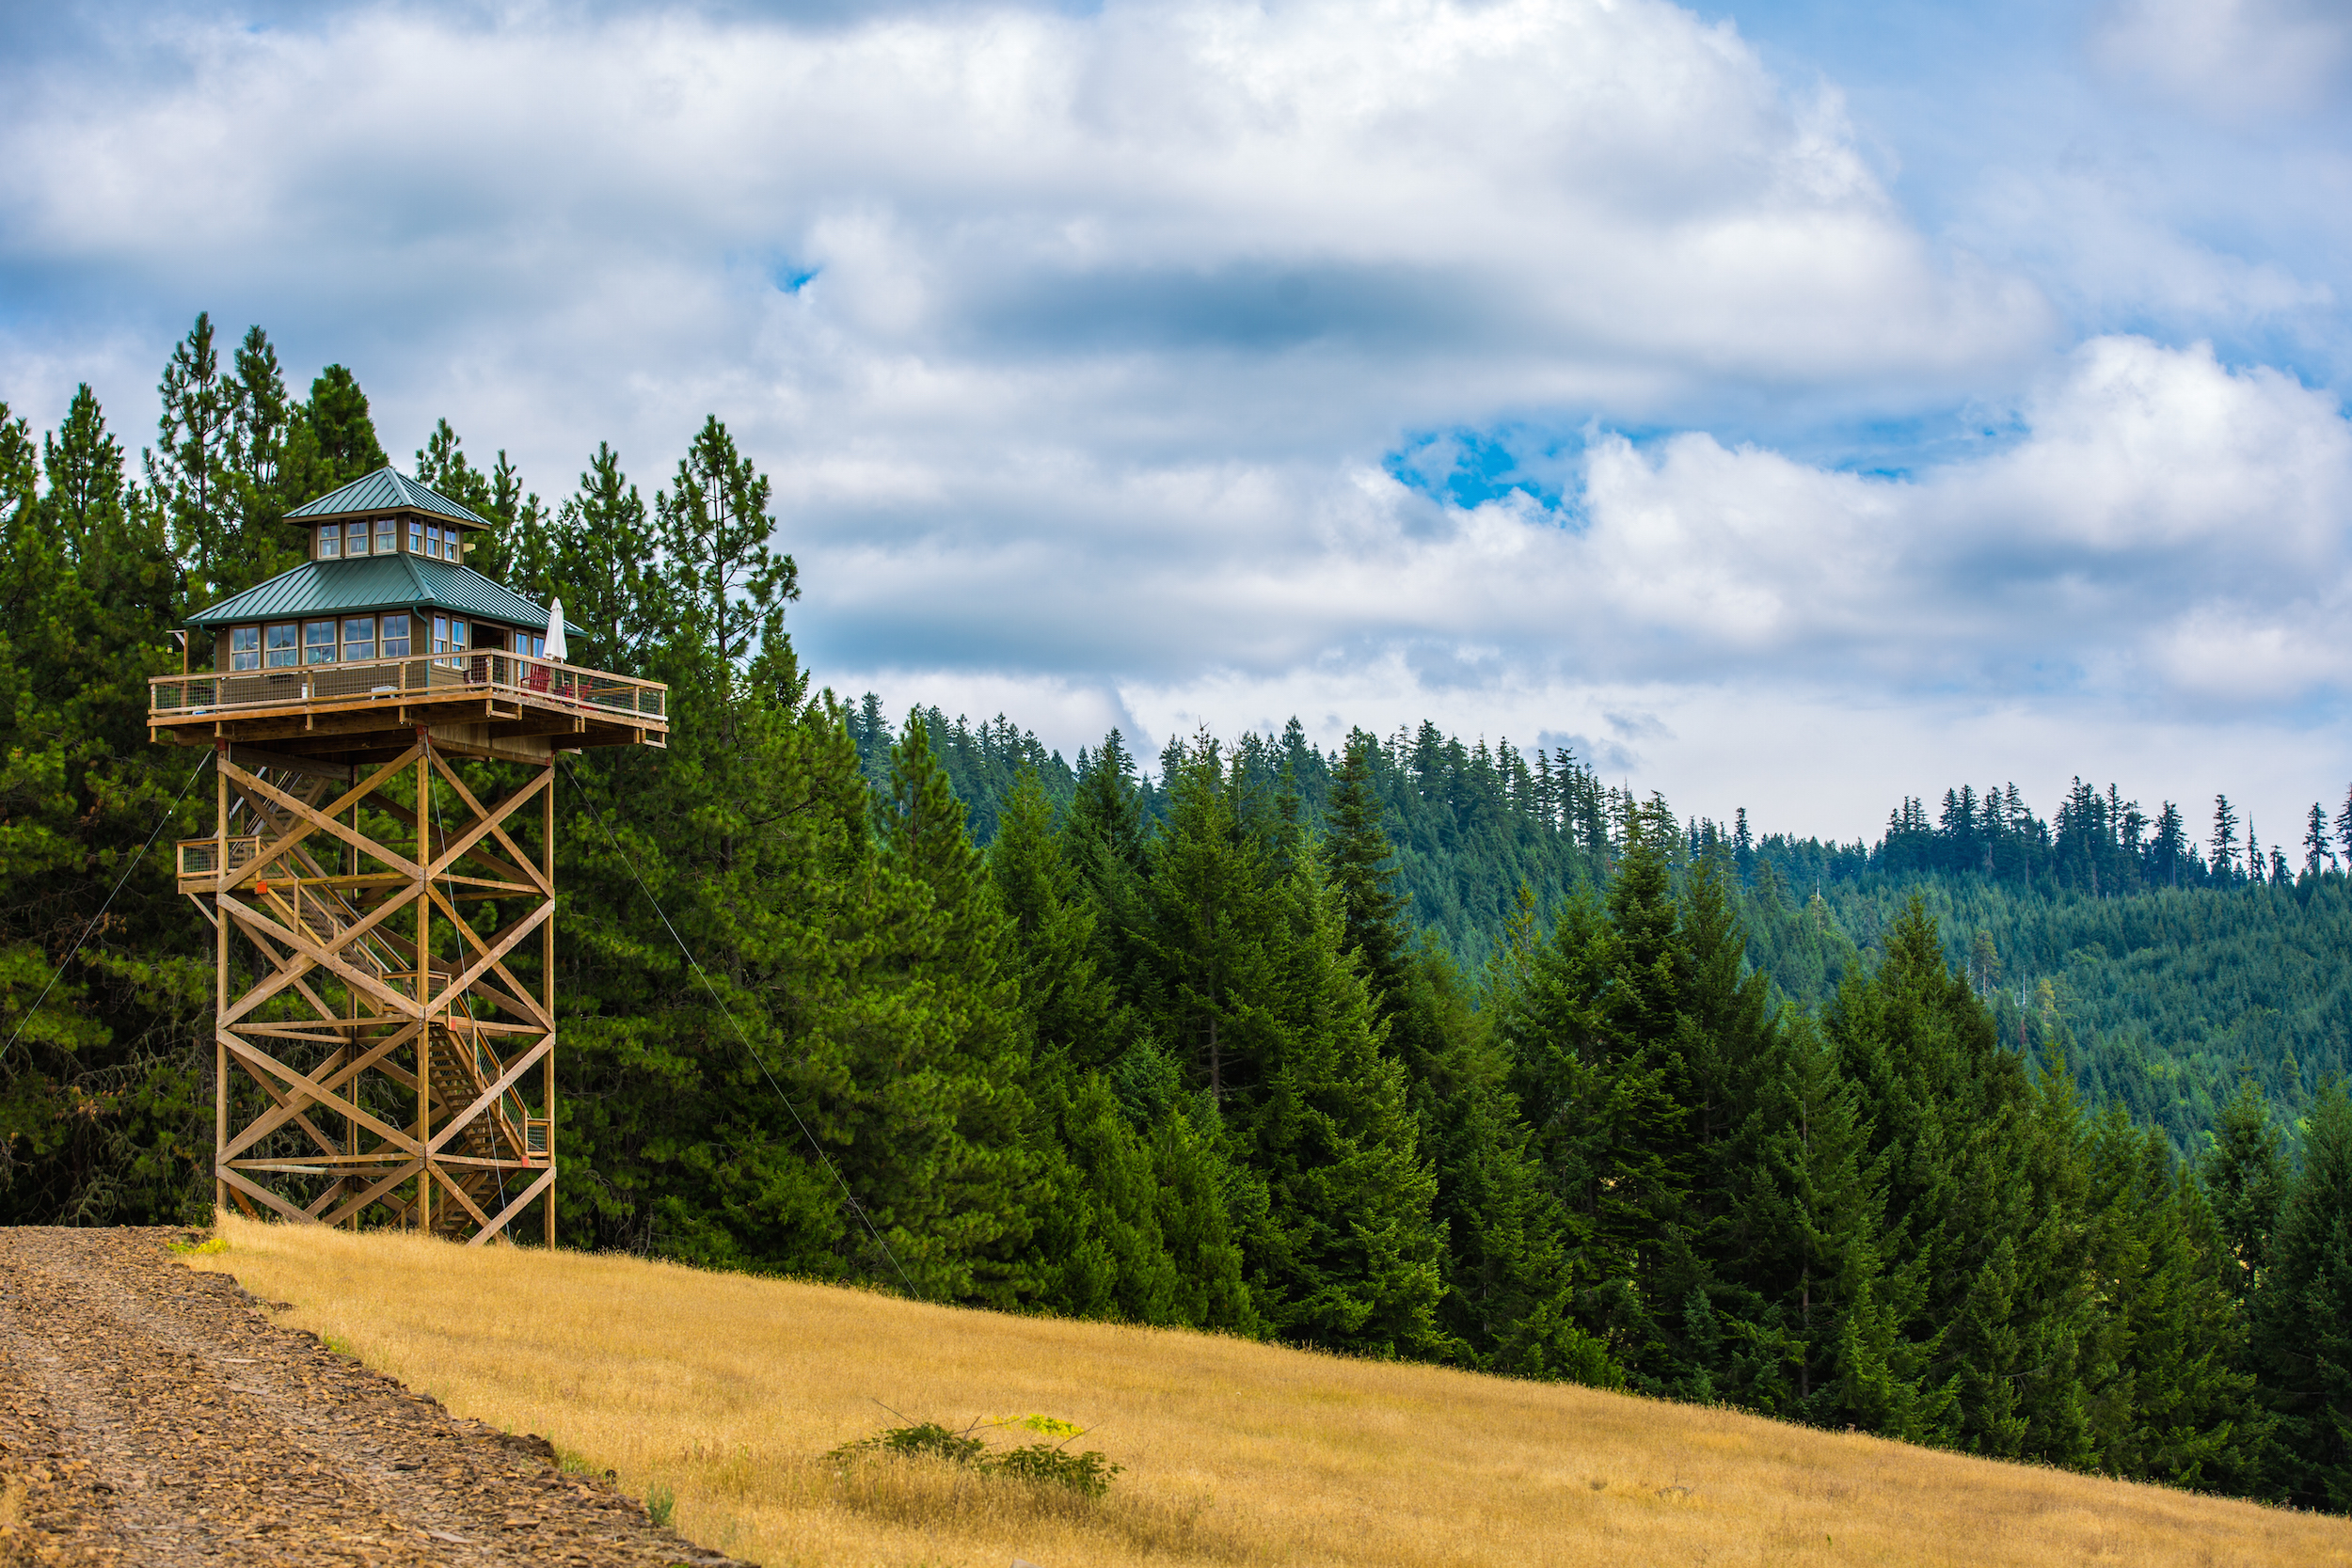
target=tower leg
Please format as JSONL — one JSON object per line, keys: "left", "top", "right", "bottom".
{"left": 214, "top": 749, "right": 229, "bottom": 1225}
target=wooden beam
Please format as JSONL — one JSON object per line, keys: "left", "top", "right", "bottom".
{"left": 220, "top": 895, "right": 421, "bottom": 1020}
{"left": 320, "top": 1160, "right": 425, "bottom": 1229}
{"left": 224, "top": 1035, "right": 421, "bottom": 1156}
{"left": 225, "top": 745, "right": 353, "bottom": 785}
{"left": 218, "top": 1165, "right": 320, "bottom": 1226}
{"left": 218, "top": 1024, "right": 421, "bottom": 1161}
{"left": 429, "top": 1164, "right": 495, "bottom": 1232}
{"left": 426, "top": 1037, "right": 552, "bottom": 1157}
{"left": 221, "top": 757, "right": 424, "bottom": 883}
{"left": 468, "top": 1166, "right": 556, "bottom": 1247}
{"left": 428, "top": 756, "right": 551, "bottom": 896}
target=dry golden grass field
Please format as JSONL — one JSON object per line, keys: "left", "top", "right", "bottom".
{"left": 191, "top": 1215, "right": 2351, "bottom": 1568}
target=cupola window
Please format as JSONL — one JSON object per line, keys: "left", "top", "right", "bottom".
{"left": 373, "top": 515, "right": 396, "bottom": 555}
{"left": 317, "top": 524, "right": 341, "bottom": 560}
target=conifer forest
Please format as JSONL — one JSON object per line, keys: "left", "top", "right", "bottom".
{"left": 7, "top": 316, "right": 2352, "bottom": 1514}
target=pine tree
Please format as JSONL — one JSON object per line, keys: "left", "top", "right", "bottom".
{"left": 990, "top": 767, "right": 1121, "bottom": 1076}
{"left": 1243, "top": 842, "right": 1450, "bottom": 1359}
{"left": 41, "top": 385, "right": 124, "bottom": 561}
{"left": 2211, "top": 795, "right": 2241, "bottom": 886}
{"left": 0, "top": 392, "right": 208, "bottom": 1226}
{"left": 2201, "top": 1079, "right": 2287, "bottom": 1306}
{"left": 1327, "top": 731, "right": 1409, "bottom": 1010}
{"left": 1498, "top": 804, "right": 1696, "bottom": 1383}
{"left": 870, "top": 714, "right": 1043, "bottom": 1306}
{"left": 283, "top": 364, "right": 388, "bottom": 501}
{"left": 2081, "top": 1106, "right": 2263, "bottom": 1490}
{"left": 222, "top": 326, "right": 303, "bottom": 591}
{"left": 2249, "top": 1081, "right": 2352, "bottom": 1510}
{"left": 1717, "top": 1010, "right": 1916, "bottom": 1426}
{"left": 522, "top": 443, "right": 654, "bottom": 675}
{"left": 1137, "top": 734, "right": 1281, "bottom": 1106}
{"left": 655, "top": 417, "right": 796, "bottom": 668}
{"left": 146, "top": 312, "right": 237, "bottom": 599}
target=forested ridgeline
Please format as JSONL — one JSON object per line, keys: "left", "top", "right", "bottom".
{"left": 6, "top": 318, "right": 2352, "bottom": 1512}
{"left": 846, "top": 705, "right": 2352, "bottom": 1158}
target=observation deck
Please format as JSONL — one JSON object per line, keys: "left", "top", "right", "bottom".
{"left": 150, "top": 649, "right": 668, "bottom": 768}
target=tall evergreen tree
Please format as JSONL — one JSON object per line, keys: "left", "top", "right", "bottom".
{"left": 1327, "top": 731, "right": 1409, "bottom": 1009}
{"left": 655, "top": 416, "right": 795, "bottom": 668}
{"left": 41, "top": 385, "right": 124, "bottom": 561}
{"left": 284, "top": 364, "right": 388, "bottom": 502}
{"left": 146, "top": 313, "right": 237, "bottom": 600}
{"left": 1138, "top": 735, "right": 1282, "bottom": 1105}
{"left": 1243, "top": 842, "right": 1450, "bottom": 1359}
{"left": 2202, "top": 1079, "right": 2287, "bottom": 1306}
{"left": 520, "top": 443, "right": 654, "bottom": 676}
{"left": 2249, "top": 1082, "right": 2352, "bottom": 1510}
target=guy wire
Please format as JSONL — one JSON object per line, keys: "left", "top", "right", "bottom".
{"left": 557, "top": 755, "right": 922, "bottom": 1301}
{"left": 0, "top": 751, "right": 214, "bottom": 1063}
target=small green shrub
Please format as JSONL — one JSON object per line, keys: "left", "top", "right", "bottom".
{"left": 988, "top": 1442, "right": 1120, "bottom": 1499}
{"left": 830, "top": 1421, "right": 988, "bottom": 1467}
{"left": 322, "top": 1334, "right": 356, "bottom": 1357}
{"left": 646, "top": 1481, "right": 676, "bottom": 1528}
{"left": 828, "top": 1414, "right": 1121, "bottom": 1499}
{"left": 166, "top": 1237, "right": 228, "bottom": 1256}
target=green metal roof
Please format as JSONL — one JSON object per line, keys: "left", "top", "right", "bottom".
{"left": 186, "top": 554, "right": 583, "bottom": 634}
{"left": 283, "top": 467, "right": 491, "bottom": 530}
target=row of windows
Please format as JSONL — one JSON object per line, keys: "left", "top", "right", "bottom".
{"left": 225, "top": 613, "right": 475, "bottom": 671}
{"left": 314, "top": 518, "right": 467, "bottom": 562}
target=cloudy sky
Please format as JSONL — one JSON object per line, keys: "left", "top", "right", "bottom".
{"left": 5, "top": 0, "right": 2349, "bottom": 842}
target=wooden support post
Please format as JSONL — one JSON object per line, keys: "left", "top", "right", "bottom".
{"left": 416, "top": 734, "right": 432, "bottom": 1236}
{"left": 214, "top": 746, "right": 230, "bottom": 1224}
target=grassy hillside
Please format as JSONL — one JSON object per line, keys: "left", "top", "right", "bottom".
{"left": 195, "top": 1216, "right": 2350, "bottom": 1568}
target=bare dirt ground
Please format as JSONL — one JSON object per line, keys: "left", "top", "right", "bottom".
{"left": 0, "top": 1227, "right": 739, "bottom": 1568}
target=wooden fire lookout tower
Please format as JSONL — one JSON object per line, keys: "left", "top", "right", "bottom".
{"left": 149, "top": 467, "right": 668, "bottom": 1243}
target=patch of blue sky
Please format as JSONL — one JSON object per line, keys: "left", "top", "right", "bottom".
{"left": 1384, "top": 425, "right": 1576, "bottom": 514}
{"left": 773, "top": 264, "right": 821, "bottom": 294}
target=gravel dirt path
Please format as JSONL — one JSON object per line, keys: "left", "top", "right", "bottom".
{"left": 0, "top": 1227, "right": 739, "bottom": 1568}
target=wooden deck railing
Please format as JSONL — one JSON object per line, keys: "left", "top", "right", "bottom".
{"left": 151, "top": 652, "right": 667, "bottom": 725}
{"left": 178, "top": 835, "right": 262, "bottom": 879}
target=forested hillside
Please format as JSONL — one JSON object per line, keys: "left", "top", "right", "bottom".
{"left": 849, "top": 704, "right": 2350, "bottom": 1158}
{"left": 6, "top": 315, "right": 2352, "bottom": 1513}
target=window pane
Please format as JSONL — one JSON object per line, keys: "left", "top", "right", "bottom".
{"left": 230, "top": 626, "right": 260, "bottom": 673}
{"left": 381, "top": 612, "right": 410, "bottom": 657}
{"left": 265, "top": 624, "right": 298, "bottom": 667}
{"left": 342, "top": 617, "right": 375, "bottom": 660}
{"left": 317, "top": 524, "right": 341, "bottom": 560}
{"left": 409, "top": 518, "right": 424, "bottom": 554}
{"left": 426, "top": 525, "right": 443, "bottom": 560}
{"left": 305, "top": 620, "right": 338, "bottom": 664}
{"left": 344, "top": 521, "right": 368, "bottom": 557}
{"left": 450, "top": 620, "right": 467, "bottom": 649}
{"left": 374, "top": 516, "right": 396, "bottom": 555}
